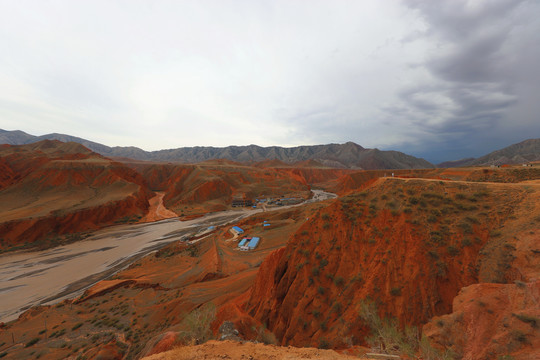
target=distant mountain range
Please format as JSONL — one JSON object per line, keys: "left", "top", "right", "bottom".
{"left": 0, "top": 129, "right": 433, "bottom": 170}
{"left": 2, "top": 129, "right": 538, "bottom": 169}
{"left": 437, "top": 139, "right": 540, "bottom": 167}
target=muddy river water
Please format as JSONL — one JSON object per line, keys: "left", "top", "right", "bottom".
{"left": 0, "top": 190, "right": 335, "bottom": 323}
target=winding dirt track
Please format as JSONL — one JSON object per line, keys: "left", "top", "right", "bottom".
{"left": 388, "top": 176, "right": 540, "bottom": 187}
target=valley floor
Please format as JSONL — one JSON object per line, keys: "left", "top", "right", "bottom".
{"left": 0, "top": 190, "right": 334, "bottom": 323}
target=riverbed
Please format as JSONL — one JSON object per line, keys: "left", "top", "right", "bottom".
{"left": 0, "top": 190, "right": 335, "bottom": 322}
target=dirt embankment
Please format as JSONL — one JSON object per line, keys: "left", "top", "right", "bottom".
{"left": 0, "top": 141, "right": 153, "bottom": 250}
{"left": 142, "top": 340, "right": 365, "bottom": 360}
{"left": 323, "top": 167, "right": 540, "bottom": 196}
{"left": 216, "top": 178, "right": 534, "bottom": 351}
{"left": 274, "top": 167, "right": 352, "bottom": 186}
{"left": 0, "top": 193, "right": 150, "bottom": 249}
{"left": 421, "top": 179, "right": 540, "bottom": 360}
{"left": 325, "top": 168, "right": 443, "bottom": 195}
{"left": 424, "top": 280, "right": 540, "bottom": 360}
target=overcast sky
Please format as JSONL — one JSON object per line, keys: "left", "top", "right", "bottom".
{"left": 1, "top": 0, "right": 539, "bottom": 163}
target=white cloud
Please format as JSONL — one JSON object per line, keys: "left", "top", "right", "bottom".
{"left": 0, "top": 0, "right": 538, "bottom": 162}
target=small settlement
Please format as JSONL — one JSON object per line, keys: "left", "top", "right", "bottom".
{"left": 238, "top": 236, "right": 260, "bottom": 251}
{"left": 228, "top": 223, "right": 268, "bottom": 251}
{"left": 231, "top": 193, "right": 304, "bottom": 209}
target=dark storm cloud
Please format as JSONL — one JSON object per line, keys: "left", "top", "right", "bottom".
{"left": 392, "top": 0, "right": 540, "bottom": 162}
{"left": 1, "top": 1, "right": 538, "bottom": 160}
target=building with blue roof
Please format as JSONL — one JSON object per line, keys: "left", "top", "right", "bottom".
{"left": 238, "top": 238, "right": 250, "bottom": 247}
{"left": 230, "top": 226, "right": 244, "bottom": 235}
{"left": 248, "top": 237, "right": 260, "bottom": 249}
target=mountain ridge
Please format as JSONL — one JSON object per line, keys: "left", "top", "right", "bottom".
{"left": 0, "top": 129, "right": 433, "bottom": 170}
{"left": 437, "top": 138, "right": 540, "bottom": 167}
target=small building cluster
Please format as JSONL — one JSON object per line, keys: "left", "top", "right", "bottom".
{"left": 253, "top": 196, "right": 302, "bottom": 207}
{"left": 238, "top": 236, "right": 260, "bottom": 251}
{"left": 229, "top": 224, "right": 262, "bottom": 251}
{"left": 231, "top": 194, "right": 304, "bottom": 209}
{"left": 230, "top": 226, "right": 244, "bottom": 235}
{"left": 232, "top": 194, "right": 253, "bottom": 207}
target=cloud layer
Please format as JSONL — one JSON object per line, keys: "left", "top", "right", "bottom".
{"left": 0, "top": 0, "right": 538, "bottom": 163}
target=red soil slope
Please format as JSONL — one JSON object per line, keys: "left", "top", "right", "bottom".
{"left": 326, "top": 168, "right": 445, "bottom": 195}
{"left": 424, "top": 280, "right": 540, "bottom": 360}
{"left": 421, "top": 179, "right": 540, "bottom": 360}
{"left": 129, "top": 162, "right": 348, "bottom": 216}
{"left": 217, "top": 178, "right": 533, "bottom": 350}
{"left": 0, "top": 140, "right": 153, "bottom": 249}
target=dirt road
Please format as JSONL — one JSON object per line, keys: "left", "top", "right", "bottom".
{"left": 386, "top": 176, "right": 540, "bottom": 187}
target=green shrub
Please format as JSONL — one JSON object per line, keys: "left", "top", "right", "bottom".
{"left": 178, "top": 303, "right": 216, "bottom": 345}
{"left": 25, "top": 338, "right": 40, "bottom": 347}
{"left": 332, "top": 302, "right": 343, "bottom": 313}
{"left": 256, "top": 325, "right": 277, "bottom": 345}
{"left": 390, "top": 287, "right": 402, "bottom": 296}
{"left": 319, "top": 338, "right": 330, "bottom": 349}
{"left": 320, "top": 319, "right": 328, "bottom": 331}
{"left": 511, "top": 330, "right": 528, "bottom": 343}
{"left": 447, "top": 245, "right": 459, "bottom": 256}
{"left": 459, "top": 222, "right": 473, "bottom": 234}
{"left": 512, "top": 313, "right": 539, "bottom": 328}
{"left": 359, "top": 300, "right": 452, "bottom": 359}
{"left": 359, "top": 300, "right": 416, "bottom": 356}
{"left": 334, "top": 276, "right": 345, "bottom": 287}
{"left": 465, "top": 216, "right": 479, "bottom": 224}
{"left": 320, "top": 259, "right": 328, "bottom": 268}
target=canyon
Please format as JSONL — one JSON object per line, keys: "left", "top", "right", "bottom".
{"left": 0, "top": 139, "right": 538, "bottom": 360}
